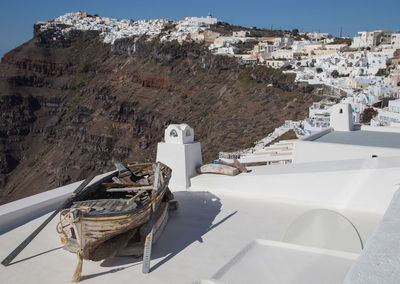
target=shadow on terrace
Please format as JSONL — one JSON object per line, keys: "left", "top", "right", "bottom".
{"left": 87, "top": 191, "right": 237, "bottom": 276}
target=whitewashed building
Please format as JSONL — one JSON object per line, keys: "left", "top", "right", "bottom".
{"left": 391, "top": 33, "right": 400, "bottom": 49}
{"left": 180, "top": 15, "right": 217, "bottom": 27}
{"left": 232, "top": 31, "right": 249, "bottom": 37}
{"left": 308, "top": 32, "right": 329, "bottom": 42}
{"left": 351, "top": 30, "right": 392, "bottom": 49}
{"left": 264, "top": 60, "right": 290, "bottom": 69}
{"left": 308, "top": 101, "right": 336, "bottom": 127}
{"left": 216, "top": 47, "right": 239, "bottom": 55}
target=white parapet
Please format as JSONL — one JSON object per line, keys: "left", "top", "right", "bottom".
{"left": 156, "top": 124, "right": 202, "bottom": 191}
{"left": 344, "top": 188, "right": 400, "bottom": 284}
{"left": 0, "top": 171, "right": 115, "bottom": 234}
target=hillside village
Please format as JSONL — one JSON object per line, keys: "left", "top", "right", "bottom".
{"left": 37, "top": 12, "right": 400, "bottom": 136}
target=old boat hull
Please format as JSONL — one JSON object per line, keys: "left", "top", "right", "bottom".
{"left": 76, "top": 191, "right": 168, "bottom": 260}
{"left": 117, "top": 200, "right": 169, "bottom": 257}
{"left": 58, "top": 162, "right": 173, "bottom": 261}
{"left": 64, "top": 199, "right": 170, "bottom": 260}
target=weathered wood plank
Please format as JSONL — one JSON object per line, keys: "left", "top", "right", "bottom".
{"left": 106, "top": 186, "right": 153, "bottom": 192}
{"left": 197, "top": 164, "right": 240, "bottom": 176}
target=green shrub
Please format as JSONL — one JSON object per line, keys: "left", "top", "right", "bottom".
{"left": 331, "top": 70, "right": 339, "bottom": 78}
{"left": 361, "top": 108, "right": 378, "bottom": 123}
{"left": 244, "top": 141, "right": 255, "bottom": 148}
{"left": 375, "top": 68, "right": 387, "bottom": 76}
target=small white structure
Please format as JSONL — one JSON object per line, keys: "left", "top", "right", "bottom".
{"left": 232, "top": 31, "right": 249, "bottom": 37}
{"left": 308, "top": 101, "right": 336, "bottom": 128}
{"left": 389, "top": 99, "right": 400, "bottom": 113}
{"left": 392, "top": 33, "right": 400, "bottom": 49}
{"left": 156, "top": 124, "right": 202, "bottom": 190}
{"left": 351, "top": 30, "right": 392, "bottom": 49}
{"left": 264, "top": 60, "right": 289, "bottom": 69}
{"left": 376, "top": 100, "right": 400, "bottom": 125}
{"left": 308, "top": 32, "right": 329, "bottom": 42}
{"left": 216, "top": 47, "right": 239, "bottom": 55}
{"left": 181, "top": 16, "right": 217, "bottom": 27}
{"left": 330, "top": 103, "right": 354, "bottom": 131}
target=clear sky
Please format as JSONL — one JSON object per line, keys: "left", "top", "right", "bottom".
{"left": 0, "top": 0, "right": 399, "bottom": 58}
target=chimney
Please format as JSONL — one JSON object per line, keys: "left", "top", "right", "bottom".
{"left": 330, "top": 103, "right": 354, "bottom": 131}
{"left": 156, "top": 124, "right": 202, "bottom": 191}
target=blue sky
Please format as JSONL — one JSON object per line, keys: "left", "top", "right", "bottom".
{"left": 0, "top": 0, "right": 399, "bottom": 58}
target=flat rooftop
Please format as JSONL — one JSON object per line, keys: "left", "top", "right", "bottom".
{"left": 314, "top": 130, "right": 400, "bottom": 149}
{"left": 1, "top": 190, "right": 328, "bottom": 284}
{"left": 2, "top": 155, "right": 396, "bottom": 283}
{"left": 2, "top": 126, "right": 400, "bottom": 283}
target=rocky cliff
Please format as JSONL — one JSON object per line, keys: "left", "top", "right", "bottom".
{"left": 0, "top": 26, "right": 319, "bottom": 204}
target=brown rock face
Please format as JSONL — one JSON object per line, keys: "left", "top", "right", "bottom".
{"left": 0, "top": 27, "right": 320, "bottom": 204}
{"left": 2, "top": 55, "right": 72, "bottom": 76}
{"left": 140, "top": 75, "right": 170, "bottom": 89}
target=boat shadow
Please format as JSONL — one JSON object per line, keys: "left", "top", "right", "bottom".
{"left": 9, "top": 246, "right": 63, "bottom": 265}
{"left": 100, "top": 190, "right": 236, "bottom": 271}
{"left": 80, "top": 263, "right": 142, "bottom": 281}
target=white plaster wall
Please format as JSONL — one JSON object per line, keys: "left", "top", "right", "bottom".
{"left": 330, "top": 103, "right": 353, "bottom": 131}
{"left": 157, "top": 142, "right": 202, "bottom": 191}
{"left": 184, "top": 142, "right": 203, "bottom": 187}
{"left": 0, "top": 182, "right": 79, "bottom": 234}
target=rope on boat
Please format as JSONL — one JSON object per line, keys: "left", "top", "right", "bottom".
{"left": 72, "top": 248, "right": 84, "bottom": 282}
{"left": 55, "top": 207, "right": 91, "bottom": 241}
{"left": 72, "top": 211, "right": 84, "bottom": 282}
{"left": 55, "top": 207, "right": 91, "bottom": 282}
{"left": 56, "top": 209, "right": 79, "bottom": 239}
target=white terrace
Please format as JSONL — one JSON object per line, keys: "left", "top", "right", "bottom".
{"left": 1, "top": 105, "right": 400, "bottom": 283}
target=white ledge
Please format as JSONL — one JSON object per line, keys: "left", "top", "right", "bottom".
{"left": 0, "top": 171, "right": 115, "bottom": 234}
{"left": 344, "top": 188, "right": 400, "bottom": 284}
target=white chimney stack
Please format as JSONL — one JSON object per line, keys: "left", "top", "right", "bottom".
{"left": 156, "top": 124, "right": 202, "bottom": 191}
{"left": 330, "top": 103, "right": 354, "bottom": 131}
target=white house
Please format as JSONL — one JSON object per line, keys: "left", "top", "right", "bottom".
{"left": 308, "top": 101, "right": 336, "bottom": 128}
{"left": 391, "top": 33, "right": 400, "bottom": 49}
{"left": 351, "top": 30, "right": 392, "bottom": 49}
{"left": 389, "top": 99, "right": 400, "bottom": 113}
{"left": 216, "top": 47, "right": 239, "bottom": 55}
{"left": 308, "top": 32, "right": 329, "bottom": 42}
{"left": 232, "top": 31, "right": 249, "bottom": 37}
{"left": 376, "top": 108, "right": 400, "bottom": 125}
{"left": 273, "top": 37, "right": 294, "bottom": 48}
{"left": 269, "top": 49, "right": 295, "bottom": 60}
{"left": 181, "top": 15, "right": 217, "bottom": 27}
{"left": 264, "top": 60, "right": 290, "bottom": 69}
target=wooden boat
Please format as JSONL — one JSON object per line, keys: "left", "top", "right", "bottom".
{"left": 56, "top": 162, "right": 174, "bottom": 281}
